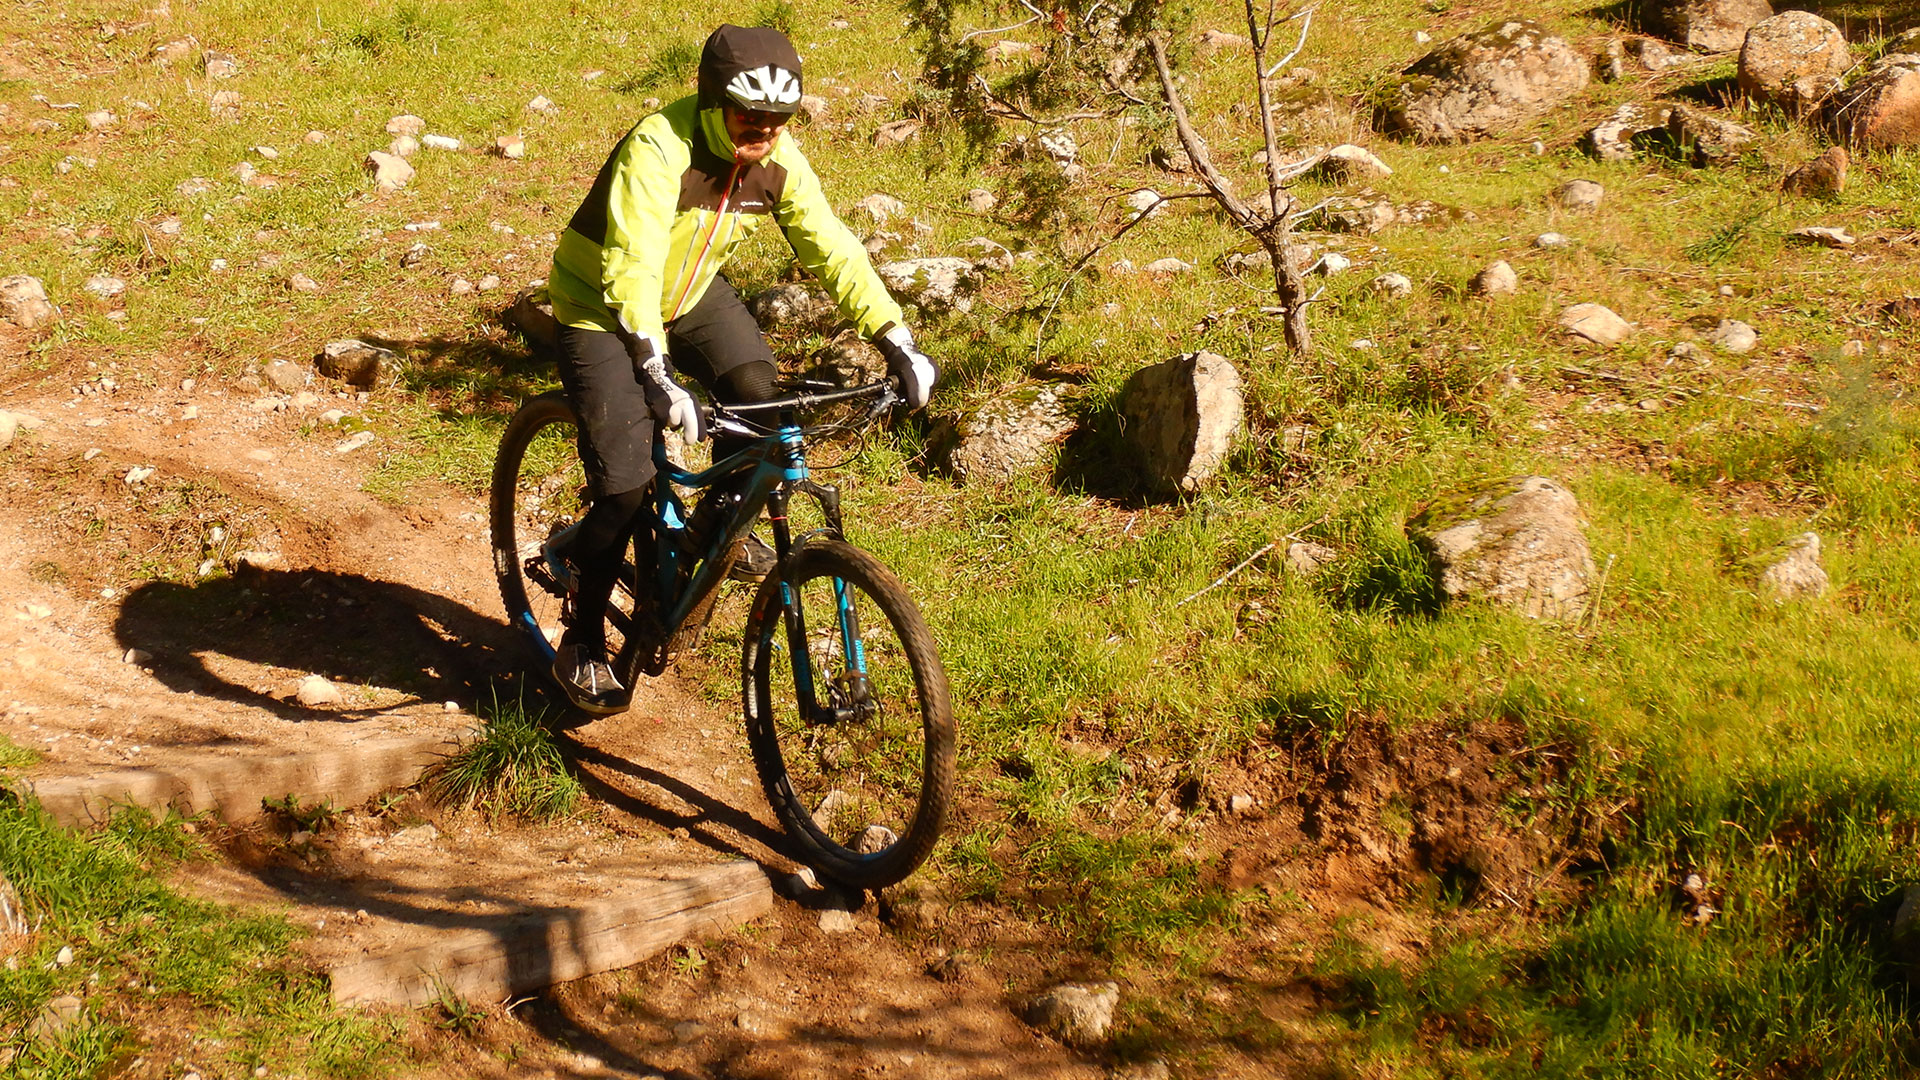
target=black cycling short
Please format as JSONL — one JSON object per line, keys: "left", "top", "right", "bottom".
{"left": 555, "top": 275, "right": 778, "bottom": 499}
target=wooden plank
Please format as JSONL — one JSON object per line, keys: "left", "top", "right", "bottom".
{"left": 329, "top": 861, "right": 774, "bottom": 1006}
{"left": 27, "top": 732, "right": 462, "bottom": 827}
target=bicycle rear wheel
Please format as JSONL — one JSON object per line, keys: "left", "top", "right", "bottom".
{"left": 742, "top": 539, "right": 954, "bottom": 889}
{"left": 488, "top": 392, "right": 638, "bottom": 668}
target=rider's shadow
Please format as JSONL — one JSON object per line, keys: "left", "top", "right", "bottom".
{"left": 112, "top": 567, "right": 525, "bottom": 722}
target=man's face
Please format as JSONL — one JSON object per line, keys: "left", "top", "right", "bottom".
{"left": 723, "top": 103, "right": 788, "bottom": 164}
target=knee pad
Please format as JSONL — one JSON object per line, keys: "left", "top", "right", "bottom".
{"left": 723, "top": 360, "right": 778, "bottom": 404}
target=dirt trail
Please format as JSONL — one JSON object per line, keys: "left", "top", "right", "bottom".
{"left": 0, "top": 368, "right": 1104, "bottom": 1078}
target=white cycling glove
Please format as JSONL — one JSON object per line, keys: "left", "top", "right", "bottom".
{"left": 877, "top": 324, "right": 937, "bottom": 409}
{"left": 628, "top": 333, "right": 705, "bottom": 443}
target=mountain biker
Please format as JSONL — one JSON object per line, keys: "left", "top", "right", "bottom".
{"left": 542, "top": 23, "right": 937, "bottom": 716}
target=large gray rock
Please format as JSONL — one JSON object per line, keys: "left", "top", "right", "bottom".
{"left": 1759, "top": 532, "right": 1829, "bottom": 600}
{"left": 750, "top": 282, "right": 834, "bottom": 331}
{"left": 1560, "top": 303, "right": 1633, "bottom": 344}
{"left": 364, "top": 151, "right": 413, "bottom": 192}
{"left": 1119, "top": 351, "right": 1244, "bottom": 495}
{"left": 1738, "top": 11, "right": 1850, "bottom": 116}
{"left": 1024, "top": 981, "right": 1119, "bottom": 1047}
{"left": 1829, "top": 54, "right": 1920, "bottom": 150}
{"left": 1667, "top": 104, "right": 1756, "bottom": 166}
{"left": 877, "top": 257, "right": 982, "bottom": 313}
{"left": 1584, "top": 103, "right": 1665, "bottom": 161}
{"left": 1304, "top": 197, "right": 1397, "bottom": 234}
{"left": 930, "top": 384, "right": 1077, "bottom": 483}
{"left": 316, "top": 339, "right": 397, "bottom": 387}
{"left": 1411, "top": 476, "right": 1595, "bottom": 621}
{"left": 1645, "top": 0, "right": 1772, "bottom": 53}
{"left": 803, "top": 332, "right": 885, "bottom": 387}
{"left": 1387, "top": 21, "right": 1591, "bottom": 143}
{"left": 1, "top": 275, "right": 55, "bottom": 329}
{"left": 1553, "top": 179, "right": 1605, "bottom": 212}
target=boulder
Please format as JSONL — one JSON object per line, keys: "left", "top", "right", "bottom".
{"left": 873, "top": 118, "right": 923, "bottom": 148}
{"left": 263, "top": 359, "right": 307, "bottom": 394}
{"left": 503, "top": 286, "right": 559, "bottom": 355}
{"left": 364, "top": 151, "right": 413, "bottom": 192}
{"left": 1387, "top": 21, "right": 1591, "bottom": 143}
{"left": 1738, "top": 11, "right": 1850, "bottom": 116}
{"left": 316, "top": 339, "right": 396, "bottom": 387}
{"left": 1666, "top": 103, "right": 1756, "bottom": 166}
{"left": 1304, "top": 197, "right": 1396, "bottom": 234}
{"left": 1782, "top": 146, "right": 1847, "bottom": 197}
{"left": 1708, "top": 318, "right": 1758, "bottom": 353}
{"left": 1553, "top": 179, "right": 1605, "bottom": 212}
{"left": 876, "top": 257, "right": 981, "bottom": 313}
{"left": 1645, "top": 0, "right": 1773, "bottom": 53}
{"left": 1119, "top": 351, "right": 1244, "bottom": 495}
{"left": 1560, "top": 303, "right": 1633, "bottom": 344}
{"left": 1024, "top": 982, "right": 1120, "bottom": 1047}
{"left": 1759, "top": 532, "right": 1828, "bottom": 600}
{"left": 929, "top": 383, "right": 1077, "bottom": 483}
{"left": 1470, "top": 261, "right": 1518, "bottom": 296}
{"left": 960, "top": 237, "right": 1014, "bottom": 272}
{"left": 750, "top": 283, "right": 834, "bottom": 331}
{"left": 803, "top": 332, "right": 886, "bottom": 387}
{"left": 1317, "top": 144, "right": 1393, "bottom": 180}
{"left": 1828, "top": 54, "right": 1920, "bottom": 150}
{"left": 1790, "top": 225, "right": 1854, "bottom": 248}
{"left": 1585, "top": 104, "right": 1654, "bottom": 161}
{"left": 1410, "top": 475, "right": 1595, "bottom": 621}
{"left": 0, "top": 275, "right": 55, "bottom": 329}
{"left": 386, "top": 114, "right": 426, "bottom": 135}
{"left": 850, "top": 193, "right": 906, "bottom": 225}
{"left": 1371, "top": 272, "right": 1414, "bottom": 299}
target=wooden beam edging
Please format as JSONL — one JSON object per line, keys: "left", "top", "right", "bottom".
{"left": 329, "top": 861, "right": 775, "bottom": 1006}
{"left": 25, "top": 731, "right": 465, "bottom": 827}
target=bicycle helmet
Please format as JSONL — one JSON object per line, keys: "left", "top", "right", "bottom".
{"left": 697, "top": 24, "right": 804, "bottom": 115}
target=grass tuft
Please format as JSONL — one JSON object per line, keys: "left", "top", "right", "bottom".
{"left": 426, "top": 696, "right": 584, "bottom": 820}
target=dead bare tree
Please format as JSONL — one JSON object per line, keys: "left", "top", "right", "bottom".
{"left": 1147, "top": 0, "right": 1317, "bottom": 356}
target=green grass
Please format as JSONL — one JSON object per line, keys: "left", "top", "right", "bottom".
{"left": 0, "top": 798, "right": 396, "bottom": 1079}
{"left": 425, "top": 695, "right": 584, "bottom": 820}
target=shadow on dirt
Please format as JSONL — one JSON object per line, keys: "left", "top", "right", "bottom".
{"left": 561, "top": 736, "right": 806, "bottom": 867}
{"left": 112, "top": 566, "right": 520, "bottom": 722}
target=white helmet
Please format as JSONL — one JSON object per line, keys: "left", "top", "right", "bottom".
{"left": 724, "top": 64, "right": 802, "bottom": 112}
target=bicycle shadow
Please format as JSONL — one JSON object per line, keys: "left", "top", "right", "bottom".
{"left": 111, "top": 567, "right": 522, "bottom": 722}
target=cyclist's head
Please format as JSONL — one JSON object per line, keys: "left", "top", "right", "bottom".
{"left": 697, "top": 24, "right": 803, "bottom": 118}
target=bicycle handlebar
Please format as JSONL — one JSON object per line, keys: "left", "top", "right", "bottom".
{"left": 704, "top": 377, "right": 901, "bottom": 431}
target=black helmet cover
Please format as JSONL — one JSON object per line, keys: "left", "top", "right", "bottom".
{"left": 697, "top": 24, "right": 803, "bottom": 114}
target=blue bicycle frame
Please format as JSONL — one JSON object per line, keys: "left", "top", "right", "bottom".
{"left": 625, "top": 383, "right": 889, "bottom": 721}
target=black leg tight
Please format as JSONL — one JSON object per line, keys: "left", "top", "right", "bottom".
{"left": 567, "top": 486, "right": 650, "bottom": 656}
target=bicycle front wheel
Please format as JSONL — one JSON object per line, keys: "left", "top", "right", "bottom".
{"left": 742, "top": 539, "right": 954, "bottom": 889}
{"left": 488, "top": 392, "right": 638, "bottom": 668}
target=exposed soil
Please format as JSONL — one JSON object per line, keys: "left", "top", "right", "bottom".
{"left": 0, "top": 363, "right": 1125, "bottom": 1077}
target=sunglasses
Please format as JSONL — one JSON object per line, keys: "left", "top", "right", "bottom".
{"left": 724, "top": 104, "right": 791, "bottom": 131}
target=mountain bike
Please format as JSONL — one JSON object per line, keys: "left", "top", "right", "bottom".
{"left": 487, "top": 379, "right": 953, "bottom": 889}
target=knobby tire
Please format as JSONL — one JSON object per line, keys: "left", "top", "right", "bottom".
{"left": 742, "top": 539, "right": 955, "bottom": 889}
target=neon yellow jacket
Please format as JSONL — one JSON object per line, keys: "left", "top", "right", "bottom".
{"left": 548, "top": 95, "right": 903, "bottom": 345}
